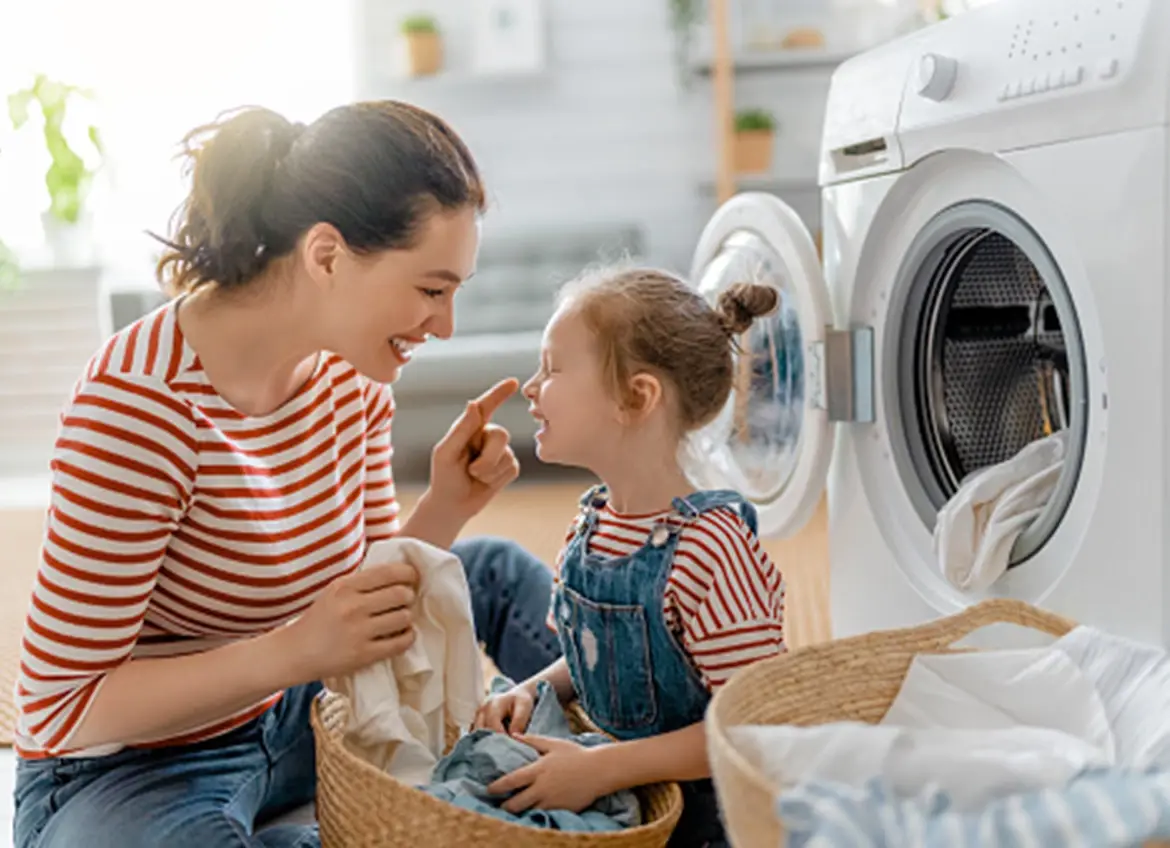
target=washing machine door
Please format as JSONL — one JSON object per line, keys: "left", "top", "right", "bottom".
{"left": 686, "top": 192, "right": 855, "bottom": 539}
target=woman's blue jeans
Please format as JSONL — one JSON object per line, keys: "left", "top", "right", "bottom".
{"left": 13, "top": 536, "right": 561, "bottom": 848}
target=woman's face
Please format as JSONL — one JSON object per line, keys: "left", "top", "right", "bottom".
{"left": 310, "top": 206, "right": 481, "bottom": 383}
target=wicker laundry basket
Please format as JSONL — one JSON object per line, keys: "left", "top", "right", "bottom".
{"left": 706, "top": 598, "right": 1089, "bottom": 848}
{"left": 311, "top": 690, "right": 683, "bottom": 847}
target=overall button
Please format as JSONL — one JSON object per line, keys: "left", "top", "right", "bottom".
{"left": 650, "top": 524, "right": 672, "bottom": 548}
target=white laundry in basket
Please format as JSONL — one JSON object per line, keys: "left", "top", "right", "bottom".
{"left": 934, "top": 429, "right": 1069, "bottom": 592}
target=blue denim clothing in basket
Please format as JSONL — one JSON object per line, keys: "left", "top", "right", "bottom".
{"left": 422, "top": 676, "right": 641, "bottom": 831}
{"left": 780, "top": 768, "right": 1170, "bottom": 848}
{"left": 553, "top": 485, "right": 757, "bottom": 848}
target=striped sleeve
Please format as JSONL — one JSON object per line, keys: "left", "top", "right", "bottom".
{"left": 16, "top": 374, "right": 198, "bottom": 753}
{"left": 664, "top": 508, "right": 787, "bottom": 690}
{"left": 362, "top": 380, "right": 400, "bottom": 542}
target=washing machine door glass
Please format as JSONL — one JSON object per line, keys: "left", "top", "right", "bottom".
{"left": 687, "top": 192, "right": 834, "bottom": 538}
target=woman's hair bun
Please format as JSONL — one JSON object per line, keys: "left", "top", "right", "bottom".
{"left": 716, "top": 281, "right": 780, "bottom": 336}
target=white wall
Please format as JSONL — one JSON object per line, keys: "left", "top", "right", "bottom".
{"left": 356, "top": 0, "right": 834, "bottom": 274}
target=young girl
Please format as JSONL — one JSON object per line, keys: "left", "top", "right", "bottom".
{"left": 475, "top": 267, "right": 788, "bottom": 847}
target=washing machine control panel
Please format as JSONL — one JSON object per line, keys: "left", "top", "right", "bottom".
{"left": 994, "top": 0, "right": 1143, "bottom": 103}
{"left": 898, "top": 0, "right": 1149, "bottom": 114}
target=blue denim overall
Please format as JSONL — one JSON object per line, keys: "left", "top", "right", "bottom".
{"left": 552, "top": 485, "right": 759, "bottom": 848}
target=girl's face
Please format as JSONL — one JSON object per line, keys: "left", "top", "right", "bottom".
{"left": 306, "top": 206, "right": 481, "bottom": 384}
{"left": 522, "top": 305, "right": 623, "bottom": 469}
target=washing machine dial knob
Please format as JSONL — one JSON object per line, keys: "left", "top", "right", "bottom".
{"left": 917, "top": 53, "right": 958, "bottom": 101}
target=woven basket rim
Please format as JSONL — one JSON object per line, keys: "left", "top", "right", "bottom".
{"left": 707, "top": 598, "right": 1078, "bottom": 803}
{"left": 310, "top": 695, "right": 684, "bottom": 842}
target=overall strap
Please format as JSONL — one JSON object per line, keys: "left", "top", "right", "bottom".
{"left": 570, "top": 483, "right": 609, "bottom": 541}
{"left": 671, "top": 489, "right": 759, "bottom": 535}
{"left": 578, "top": 484, "right": 609, "bottom": 510}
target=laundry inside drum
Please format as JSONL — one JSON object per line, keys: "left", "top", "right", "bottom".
{"left": 898, "top": 220, "right": 1088, "bottom": 568}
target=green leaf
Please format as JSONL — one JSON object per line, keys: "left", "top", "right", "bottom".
{"left": 9, "top": 74, "right": 103, "bottom": 224}
{"left": 7, "top": 90, "right": 32, "bottom": 129}
{"left": 400, "top": 14, "right": 438, "bottom": 34}
{"left": 734, "top": 108, "right": 776, "bottom": 132}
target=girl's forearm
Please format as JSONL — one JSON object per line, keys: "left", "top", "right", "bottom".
{"left": 524, "top": 657, "right": 577, "bottom": 704}
{"left": 592, "top": 721, "right": 710, "bottom": 790}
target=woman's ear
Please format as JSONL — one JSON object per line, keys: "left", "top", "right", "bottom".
{"left": 301, "top": 222, "right": 346, "bottom": 287}
{"left": 623, "top": 372, "right": 664, "bottom": 422}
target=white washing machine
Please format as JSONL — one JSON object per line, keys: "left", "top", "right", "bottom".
{"left": 686, "top": 0, "right": 1170, "bottom": 644}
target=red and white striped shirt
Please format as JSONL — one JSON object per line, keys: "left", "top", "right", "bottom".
{"left": 549, "top": 502, "right": 786, "bottom": 690}
{"left": 15, "top": 299, "right": 399, "bottom": 759}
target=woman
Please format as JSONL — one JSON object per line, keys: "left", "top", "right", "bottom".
{"left": 13, "top": 102, "right": 560, "bottom": 848}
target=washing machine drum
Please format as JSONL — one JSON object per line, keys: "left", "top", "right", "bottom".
{"left": 687, "top": 199, "right": 1087, "bottom": 566}
{"left": 894, "top": 204, "right": 1089, "bottom": 566}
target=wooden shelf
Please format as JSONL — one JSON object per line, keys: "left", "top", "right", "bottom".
{"left": 690, "top": 49, "right": 857, "bottom": 76}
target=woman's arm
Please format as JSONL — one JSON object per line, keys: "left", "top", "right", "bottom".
{"left": 398, "top": 488, "right": 466, "bottom": 550}
{"left": 19, "top": 375, "right": 415, "bottom": 753}
{"left": 66, "top": 626, "right": 308, "bottom": 750}
{"left": 18, "top": 375, "right": 320, "bottom": 752}
{"left": 398, "top": 381, "right": 522, "bottom": 549}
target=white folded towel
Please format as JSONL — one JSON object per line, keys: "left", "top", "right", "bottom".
{"left": 323, "top": 536, "right": 484, "bottom": 785}
{"left": 934, "top": 429, "right": 1069, "bottom": 591}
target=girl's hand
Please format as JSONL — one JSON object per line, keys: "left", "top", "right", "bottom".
{"left": 488, "top": 736, "right": 616, "bottom": 814}
{"left": 474, "top": 681, "right": 538, "bottom": 734}
{"left": 281, "top": 562, "right": 418, "bottom": 681}
{"left": 429, "top": 379, "right": 521, "bottom": 524}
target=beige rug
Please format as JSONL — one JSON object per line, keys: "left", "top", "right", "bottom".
{"left": 0, "top": 480, "right": 829, "bottom": 748}
{"left": 0, "top": 505, "right": 44, "bottom": 746}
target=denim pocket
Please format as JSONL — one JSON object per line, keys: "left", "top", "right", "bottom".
{"left": 559, "top": 586, "right": 658, "bottom": 733}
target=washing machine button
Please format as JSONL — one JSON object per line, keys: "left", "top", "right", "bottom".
{"left": 1098, "top": 58, "right": 1120, "bottom": 79}
{"left": 998, "top": 81, "right": 1015, "bottom": 101}
{"left": 917, "top": 53, "right": 959, "bottom": 101}
{"left": 1068, "top": 65, "right": 1085, "bottom": 86}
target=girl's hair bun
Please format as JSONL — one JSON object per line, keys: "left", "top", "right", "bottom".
{"left": 716, "top": 281, "right": 779, "bottom": 336}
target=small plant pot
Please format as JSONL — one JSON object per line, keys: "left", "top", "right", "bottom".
{"left": 40, "top": 211, "right": 96, "bottom": 267}
{"left": 733, "top": 129, "right": 775, "bottom": 174}
{"left": 404, "top": 31, "right": 443, "bottom": 76}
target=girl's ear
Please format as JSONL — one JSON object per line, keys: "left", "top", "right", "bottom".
{"left": 622, "top": 372, "right": 664, "bottom": 423}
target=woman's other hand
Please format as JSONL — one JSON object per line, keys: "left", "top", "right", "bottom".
{"left": 429, "top": 378, "right": 521, "bottom": 522}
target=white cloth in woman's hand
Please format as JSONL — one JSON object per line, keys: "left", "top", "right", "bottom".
{"left": 323, "top": 536, "right": 484, "bottom": 784}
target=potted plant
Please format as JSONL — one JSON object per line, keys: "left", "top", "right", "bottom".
{"left": 7, "top": 74, "right": 104, "bottom": 264}
{"left": 667, "top": 0, "right": 703, "bottom": 87}
{"left": 400, "top": 14, "right": 443, "bottom": 77}
{"left": 732, "top": 108, "right": 776, "bottom": 174}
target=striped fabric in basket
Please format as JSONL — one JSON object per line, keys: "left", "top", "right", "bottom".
{"left": 778, "top": 768, "right": 1170, "bottom": 848}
